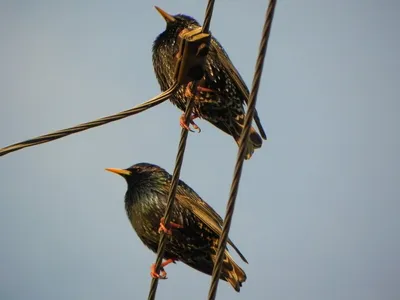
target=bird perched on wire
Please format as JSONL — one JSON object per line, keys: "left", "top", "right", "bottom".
{"left": 105, "top": 162, "right": 248, "bottom": 292}
{"left": 152, "top": 6, "right": 267, "bottom": 160}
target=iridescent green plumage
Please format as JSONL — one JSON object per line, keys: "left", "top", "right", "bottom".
{"left": 106, "top": 162, "right": 247, "bottom": 292}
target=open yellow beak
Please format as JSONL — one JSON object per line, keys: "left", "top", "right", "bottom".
{"left": 105, "top": 168, "right": 132, "bottom": 176}
{"left": 155, "top": 6, "right": 176, "bottom": 23}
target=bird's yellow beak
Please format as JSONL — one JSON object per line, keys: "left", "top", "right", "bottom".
{"left": 105, "top": 168, "right": 132, "bottom": 176}
{"left": 155, "top": 6, "right": 176, "bottom": 23}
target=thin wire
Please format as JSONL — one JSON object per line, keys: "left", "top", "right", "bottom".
{"left": 147, "top": 83, "right": 197, "bottom": 300}
{"left": 207, "top": 1, "right": 277, "bottom": 299}
{"left": 202, "top": 0, "right": 216, "bottom": 33}
{"left": 0, "top": 83, "right": 178, "bottom": 157}
{"left": 147, "top": 1, "right": 216, "bottom": 299}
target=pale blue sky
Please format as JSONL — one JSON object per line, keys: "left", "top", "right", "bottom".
{"left": 0, "top": 1, "right": 399, "bottom": 300}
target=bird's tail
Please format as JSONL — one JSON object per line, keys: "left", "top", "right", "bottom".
{"left": 217, "top": 250, "right": 247, "bottom": 292}
{"left": 233, "top": 125, "right": 263, "bottom": 160}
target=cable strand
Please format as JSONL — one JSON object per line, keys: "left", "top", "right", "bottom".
{"left": 202, "top": 0, "right": 216, "bottom": 33}
{"left": 207, "top": 1, "right": 277, "bottom": 299}
{"left": 147, "top": 83, "right": 197, "bottom": 300}
{"left": 0, "top": 83, "right": 179, "bottom": 157}
{"left": 147, "top": 1, "right": 216, "bottom": 299}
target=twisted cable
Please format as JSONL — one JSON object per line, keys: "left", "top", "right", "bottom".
{"left": 0, "top": 84, "right": 178, "bottom": 157}
{"left": 147, "top": 84, "right": 197, "bottom": 300}
{"left": 202, "top": 0, "right": 216, "bottom": 33}
{"left": 207, "top": 1, "right": 277, "bottom": 299}
{"left": 147, "top": 1, "right": 216, "bottom": 299}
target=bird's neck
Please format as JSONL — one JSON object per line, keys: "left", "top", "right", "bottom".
{"left": 125, "top": 175, "right": 167, "bottom": 203}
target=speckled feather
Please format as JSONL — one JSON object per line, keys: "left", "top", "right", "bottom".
{"left": 120, "top": 163, "right": 247, "bottom": 291}
{"left": 152, "top": 13, "right": 267, "bottom": 159}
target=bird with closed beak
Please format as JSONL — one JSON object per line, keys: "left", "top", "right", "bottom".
{"left": 105, "top": 162, "right": 248, "bottom": 292}
{"left": 152, "top": 6, "right": 267, "bottom": 160}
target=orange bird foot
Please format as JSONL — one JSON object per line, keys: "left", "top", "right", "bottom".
{"left": 184, "top": 82, "right": 214, "bottom": 98}
{"left": 179, "top": 113, "right": 201, "bottom": 133}
{"left": 150, "top": 265, "right": 167, "bottom": 279}
{"left": 158, "top": 217, "right": 184, "bottom": 235}
{"left": 150, "top": 259, "right": 176, "bottom": 279}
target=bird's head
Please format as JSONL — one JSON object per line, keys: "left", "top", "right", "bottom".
{"left": 153, "top": 6, "right": 201, "bottom": 45}
{"left": 105, "top": 163, "right": 168, "bottom": 188}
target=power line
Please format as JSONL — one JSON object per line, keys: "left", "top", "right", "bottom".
{"left": 0, "top": 84, "right": 178, "bottom": 157}
{"left": 207, "top": 1, "right": 277, "bottom": 299}
{"left": 147, "top": 2, "right": 216, "bottom": 299}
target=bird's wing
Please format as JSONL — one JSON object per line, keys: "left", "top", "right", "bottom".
{"left": 175, "top": 184, "right": 248, "bottom": 264}
{"left": 211, "top": 38, "right": 267, "bottom": 140}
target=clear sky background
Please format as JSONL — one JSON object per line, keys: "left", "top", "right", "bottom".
{"left": 0, "top": 1, "right": 399, "bottom": 299}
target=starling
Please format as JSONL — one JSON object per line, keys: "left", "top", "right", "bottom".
{"left": 105, "top": 162, "right": 248, "bottom": 292}
{"left": 152, "top": 6, "right": 267, "bottom": 160}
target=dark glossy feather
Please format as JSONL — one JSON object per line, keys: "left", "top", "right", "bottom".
{"left": 152, "top": 12, "right": 267, "bottom": 159}
{"left": 109, "top": 162, "right": 247, "bottom": 292}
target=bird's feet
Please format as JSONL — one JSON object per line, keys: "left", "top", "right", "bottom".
{"left": 150, "top": 258, "right": 176, "bottom": 279}
{"left": 158, "top": 217, "right": 183, "bottom": 235}
{"left": 179, "top": 113, "right": 201, "bottom": 133}
{"left": 150, "top": 265, "right": 167, "bottom": 279}
{"left": 184, "top": 82, "right": 214, "bottom": 98}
